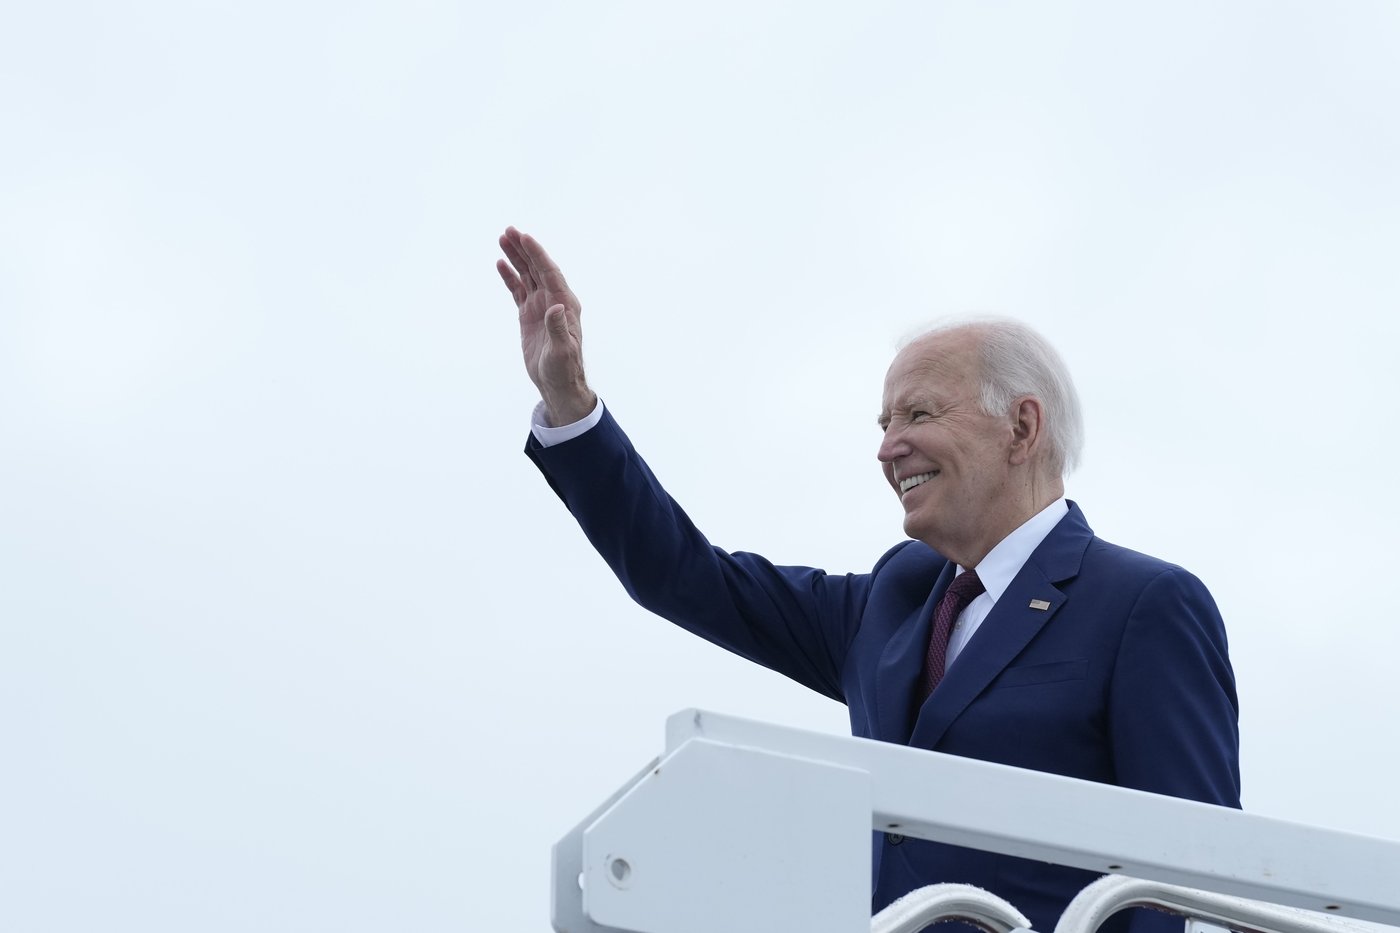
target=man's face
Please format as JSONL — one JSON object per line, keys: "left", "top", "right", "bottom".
{"left": 877, "top": 331, "right": 1016, "bottom": 562}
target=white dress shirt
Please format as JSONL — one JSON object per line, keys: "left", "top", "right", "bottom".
{"left": 531, "top": 398, "right": 605, "bottom": 447}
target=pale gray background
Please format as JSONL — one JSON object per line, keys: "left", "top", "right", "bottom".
{"left": 2, "top": 1, "right": 1398, "bottom": 930}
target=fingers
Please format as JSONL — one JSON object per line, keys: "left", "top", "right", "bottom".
{"left": 498, "top": 228, "right": 537, "bottom": 291}
{"left": 499, "top": 226, "right": 578, "bottom": 311}
{"left": 496, "top": 259, "right": 525, "bottom": 303}
{"left": 517, "top": 231, "right": 570, "bottom": 293}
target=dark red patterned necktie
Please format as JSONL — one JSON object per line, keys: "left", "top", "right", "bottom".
{"left": 921, "top": 569, "right": 986, "bottom": 700}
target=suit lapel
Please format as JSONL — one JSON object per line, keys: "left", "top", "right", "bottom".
{"left": 908, "top": 503, "right": 1094, "bottom": 750}
{"left": 874, "top": 561, "right": 955, "bottom": 744}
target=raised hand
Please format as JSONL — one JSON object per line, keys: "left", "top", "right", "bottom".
{"left": 497, "top": 227, "right": 597, "bottom": 426}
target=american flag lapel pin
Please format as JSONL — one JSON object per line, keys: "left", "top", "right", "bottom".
{"left": 1028, "top": 599, "right": 1051, "bottom": 611}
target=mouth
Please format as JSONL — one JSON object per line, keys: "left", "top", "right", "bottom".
{"left": 898, "top": 471, "right": 939, "bottom": 495}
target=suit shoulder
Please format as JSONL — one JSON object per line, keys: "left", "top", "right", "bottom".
{"left": 870, "top": 538, "right": 949, "bottom": 581}
{"left": 1084, "top": 535, "right": 1187, "bottom": 576}
{"left": 1081, "top": 536, "right": 1216, "bottom": 601}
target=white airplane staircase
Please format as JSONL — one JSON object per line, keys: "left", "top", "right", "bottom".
{"left": 551, "top": 710, "right": 1399, "bottom": 933}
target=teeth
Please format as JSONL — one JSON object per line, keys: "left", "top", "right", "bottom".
{"left": 899, "top": 471, "right": 937, "bottom": 493}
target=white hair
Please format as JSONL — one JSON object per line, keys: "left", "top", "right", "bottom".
{"left": 902, "top": 317, "right": 1085, "bottom": 476}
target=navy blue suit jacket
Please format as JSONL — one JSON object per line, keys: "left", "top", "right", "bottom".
{"left": 528, "top": 409, "right": 1240, "bottom": 933}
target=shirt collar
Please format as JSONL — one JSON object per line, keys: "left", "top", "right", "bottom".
{"left": 957, "top": 498, "right": 1069, "bottom": 603}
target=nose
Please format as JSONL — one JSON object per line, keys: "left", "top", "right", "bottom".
{"left": 877, "top": 426, "right": 907, "bottom": 464}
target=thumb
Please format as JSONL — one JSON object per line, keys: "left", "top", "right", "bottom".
{"left": 545, "top": 304, "right": 572, "bottom": 340}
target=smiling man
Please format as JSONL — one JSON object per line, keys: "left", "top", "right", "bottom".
{"left": 499, "top": 227, "right": 1240, "bottom": 933}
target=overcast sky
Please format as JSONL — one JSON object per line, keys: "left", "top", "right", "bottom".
{"left": 3, "top": 2, "right": 1399, "bottom": 930}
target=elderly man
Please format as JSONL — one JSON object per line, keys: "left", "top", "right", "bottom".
{"left": 498, "top": 227, "right": 1240, "bottom": 933}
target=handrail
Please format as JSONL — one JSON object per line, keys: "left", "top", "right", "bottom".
{"left": 663, "top": 710, "right": 1400, "bottom": 924}
{"left": 872, "top": 883, "right": 1032, "bottom": 933}
{"left": 1056, "top": 875, "right": 1378, "bottom": 933}
{"left": 554, "top": 711, "right": 1400, "bottom": 933}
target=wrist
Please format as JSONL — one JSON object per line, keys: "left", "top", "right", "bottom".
{"left": 541, "top": 386, "right": 597, "bottom": 427}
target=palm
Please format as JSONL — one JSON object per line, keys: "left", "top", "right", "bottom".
{"left": 517, "top": 274, "right": 576, "bottom": 382}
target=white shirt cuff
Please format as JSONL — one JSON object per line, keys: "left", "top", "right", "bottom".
{"left": 530, "top": 398, "right": 606, "bottom": 447}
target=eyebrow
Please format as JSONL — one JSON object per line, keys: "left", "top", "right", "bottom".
{"left": 876, "top": 401, "right": 919, "bottom": 428}
{"left": 878, "top": 392, "right": 951, "bottom": 428}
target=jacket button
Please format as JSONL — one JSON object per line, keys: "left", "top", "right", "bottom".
{"left": 887, "top": 833, "right": 904, "bottom": 845}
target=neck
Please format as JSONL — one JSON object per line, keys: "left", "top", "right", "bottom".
{"left": 941, "top": 472, "right": 1065, "bottom": 569}
{"left": 1029, "top": 471, "right": 1066, "bottom": 517}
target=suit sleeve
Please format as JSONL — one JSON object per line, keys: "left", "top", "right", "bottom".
{"left": 1107, "top": 569, "right": 1241, "bottom": 933}
{"left": 1109, "top": 567, "right": 1241, "bottom": 806}
{"left": 526, "top": 408, "right": 870, "bottom": 702}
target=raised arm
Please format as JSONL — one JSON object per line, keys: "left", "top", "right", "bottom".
{"left": 497, "top": 227, "right": 597, "bottom": 426}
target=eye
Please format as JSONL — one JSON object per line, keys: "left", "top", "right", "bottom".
{"left": 911, "top": 410, "right": 931, "bottom": 422}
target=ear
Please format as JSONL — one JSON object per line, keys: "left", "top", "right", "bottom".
{"left": 1007, "top": 396, "right": 1045, "bottom": 466}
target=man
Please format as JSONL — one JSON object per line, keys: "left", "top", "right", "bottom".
{"left": 498, "top": 226, "right": 1240, "bottom": 933}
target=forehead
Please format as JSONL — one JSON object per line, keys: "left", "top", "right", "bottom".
{"left": 881, "top": 332, "right": 981, "bottom": 408}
